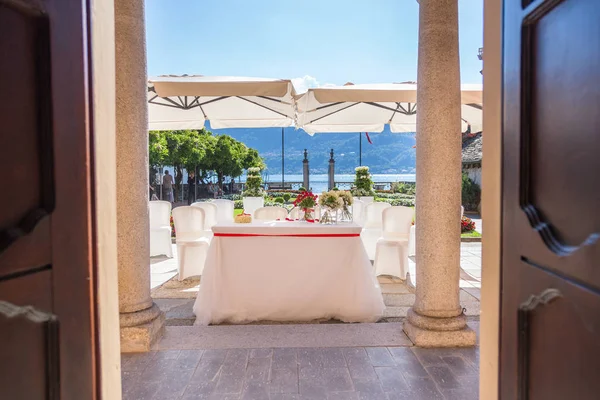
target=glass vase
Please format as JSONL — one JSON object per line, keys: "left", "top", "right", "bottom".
{"left": 339, "top": 205, "right": 353, "bottom": 223}
{"left": 301, "top": 208, "right": 314, "bottom": 222}
{"left": 320, "top": 207, "right": 338, "bottom": 224}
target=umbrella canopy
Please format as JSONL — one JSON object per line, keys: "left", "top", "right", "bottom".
{"left": 296, "top": 82, "right": 482, "bottom": 134}
{"left": 148, "top": 75, "right": 298, "bottom": 130}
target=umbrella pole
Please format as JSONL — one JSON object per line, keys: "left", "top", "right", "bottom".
{"left": 281, "top": 127, "right": 285, "bottom": 189}
{"left": 359, "top": 133, "right": 362, "bottom": 166}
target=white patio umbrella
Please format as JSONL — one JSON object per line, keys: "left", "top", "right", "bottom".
{"left": 148, "top": 75, "right": 297, "bottom": 130}
{"left": 296, "top": 82, "right": 482, "bottom": 134}
{"left": 147, "top": 75, "right": 298, "bottom": 195}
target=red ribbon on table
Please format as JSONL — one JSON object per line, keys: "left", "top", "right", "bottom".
{"left": 214, "top": 233, "right": 360, "bottom": 238}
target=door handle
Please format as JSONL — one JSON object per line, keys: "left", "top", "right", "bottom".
{"left": 517, "top": 288, "right": 562, "bottom": 400}
{"left": 0, "top": 301, "right": 60, "bottom": 400}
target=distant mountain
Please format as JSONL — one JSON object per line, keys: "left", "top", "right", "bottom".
{"left": 208, "top": 124, "right": 416, "bottom": 174}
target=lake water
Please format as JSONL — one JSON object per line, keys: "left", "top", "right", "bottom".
{"left": 161, "top": 169, "right": 415, "bottom": 195}
{"left": 262, "top": 173, "right": 416, "bottom": 193}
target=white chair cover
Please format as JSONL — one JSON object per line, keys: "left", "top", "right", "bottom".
{"left": 149, "top": 200, "right": 173, "bottom": 257}
{"left": 172, "top": 206, "right": 210, "bottom": 280}
{"left": 192, "top": 202, "right": 218, "bottom": 241}
{"left": 361, "top": 202, "right": 392, "bottom": 260}
{"left": 351, "top": 199, "right": 365, "bottom": 226}
{"left": 213, "top": 199, "right": 235, "bottom": 223}
{"left": 288, "top": 207, "right": 300, "bottom": 220}
{"left": 254, "top": 206, "right": 288, "bottom": 221}
{"left": 374, "top": 206, "right": 413, "bottom": 279}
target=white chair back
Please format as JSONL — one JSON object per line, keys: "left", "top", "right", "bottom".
{"left": 352, "top": 199, "right": 365, "bottom": 226}
{"left": 254, "top": 206, "right": 288, "bottom": 221}
{"left": 288, "top": 207, "right": 300, "bottom": 220}
{"left": 172, "top": 206, "right": 205, "bottom": 241}
{"left": 364, "top": 202, "right": 392, "bottom": 229}
{"left": 149, "top": 200, "right": 171, "bottom": 228}
{"left": 213, "top": 199, "right": 235, "bottom": 223}
{"left": 191, "top": 202, "right": 218, "bottom": 229}
{"left": 461, "top": 205, "right": 465, "bottom": 218}
{"left": 382, "top": 206, "right": 414, "bottom": 240}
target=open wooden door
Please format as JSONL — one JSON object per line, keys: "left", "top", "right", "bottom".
{"left": 501, "top": 0, "right": 600, "bottom": 399}
{"left": 0, "top": 0, "right": 98, "bottom": 399}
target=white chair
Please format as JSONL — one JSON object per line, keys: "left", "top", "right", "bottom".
{"left": 374, "top": 206, "right": 414, "bottom": 279}
{"left": 408, "top": 206, "right": 464, "bottom": 256}
{"left": 288, "top": 207, "right": 300, "bottom": 220}
{"left": 149, "top": 200, "right": 173, "bottom": 258}
{"left": 351, "top": 199, "right": 365, "bottom": 226}
{"left": 213, "top": 199, "right": 235, "bottom": 223}
{"left": 254, "top": 206, "right": 288, "bottom": 221}
{"left": 361, "top": 202, "right": 392, "bottom": 260}
{"left": 191, "top": 202, "right": 218, "bottom": 241}
{"left": 172, "top": 206, "right": 210, "bottom": 280}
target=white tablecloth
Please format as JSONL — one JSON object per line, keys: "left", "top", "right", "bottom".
{"left": 193, "top": 221, "right": 385, "bottom": 325}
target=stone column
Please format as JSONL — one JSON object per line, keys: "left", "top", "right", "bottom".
{"left": 328, "top": 149, "right": 335, "bottom": 190}
{"left": 115, "top": 0, "right": 164, "bottom": 352}
{"left": 403, "top": 0, "right": 476, "bottom": 347}
{"left": 302, "top": 149, "right": 310, "bottom": 190}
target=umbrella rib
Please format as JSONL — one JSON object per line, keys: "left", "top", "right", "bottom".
{"left": 364, "top": 101, "right": 408, "bottom": 114}
{"left": 389, "top": 103, "right": 404, "bottom": 123}
{"left": 149, "top": 96, "right": 186, "bottom": 109}
{"left": 236, "top": 96, "right": 290, "bottom": 118}
{"left": 307, "top": 102, "right": 360, "bottom": 124}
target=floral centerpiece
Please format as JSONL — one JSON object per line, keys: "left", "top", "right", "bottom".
{"left": 293, "top": 189, "right": 318, "bottom": 222}
{"left": 242, "top": 167, "right": 265, "bottom": 215}
{"left": 319, "top": 190, "right": 343, "bottom": 224}
{"left": 351, "top": 166, "right": 375, "bottom": 198}
{"left": 338, "top": 190, "right": 353, "bottom": 222}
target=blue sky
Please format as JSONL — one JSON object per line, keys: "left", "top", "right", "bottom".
{"left": 145, "top": 0, "right": 483, "bottom": 91}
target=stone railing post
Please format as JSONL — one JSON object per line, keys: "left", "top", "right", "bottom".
{"left": 302, "top": 149, "right": 310, "bottom": 190}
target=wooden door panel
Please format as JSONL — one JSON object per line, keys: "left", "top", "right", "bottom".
{"left": 522, "top": 265, "right": 600, "bottom": 400}
{"left": 502, "top": 262, "right": 600, "bottom": 399}
{"left": 0, "top": 301, "right": 59, "bottom": 400}
{"left": 0, "top": 269, "right": 52, "bottom": 311}
{"left": 0, "top": 0, "right": 97, "bottom": 398}
{"left": 0, "top": 1, "right": 54, "bottom": 276}
{"left": 502, "top": 0, "right": 600, "bottom": 399}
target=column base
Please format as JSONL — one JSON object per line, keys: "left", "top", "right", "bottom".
{"left": 120, "top": 303, "right": 165, "bottom": 353}
{"left": 403, "top": 308, "right": 476, "bottom": 348}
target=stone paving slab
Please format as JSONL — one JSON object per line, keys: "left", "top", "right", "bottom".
{"left": 122, "top": 345, "right": 479, "bottom": 400}
{"left": 154, "top": 323, "right": 414, "bottom": 350}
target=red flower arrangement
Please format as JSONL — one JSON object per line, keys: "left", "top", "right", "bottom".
{"left": 170, "top": 215, "right": 176, "bottom": 237}
{"left": 293, "top": 190, "right": 318, "bottom": 209}
{"left": 461, "top": 215, "right": 476, "bottom": 233}
{"left": 293, "top": 190, "right": 318, "bottom": 222}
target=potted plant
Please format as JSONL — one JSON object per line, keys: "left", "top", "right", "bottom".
{"left": 242, "top": 167, "right": 265, "bottom": 216}
{"left": 351, "top": 166, "right": 375, "bottom": 203}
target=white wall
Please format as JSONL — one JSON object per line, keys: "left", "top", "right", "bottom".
{"left": 465, "top": 166, "right": 482, "bottom": 186}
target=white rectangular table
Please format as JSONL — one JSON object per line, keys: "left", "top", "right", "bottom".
{"left": 193, "top": 221, "right": 385, "bottom": 325}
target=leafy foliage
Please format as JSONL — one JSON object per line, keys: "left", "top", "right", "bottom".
{"left": 391, "top": 181, "right": 416, "bottom": 195}
{"left": 461, "top": 173, "right": 481, "bottom": 211}
{"left": 148, "top": 129, "right": 264, "bottom": 188}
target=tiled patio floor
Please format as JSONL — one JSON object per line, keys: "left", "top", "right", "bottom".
{"left": 122, "top": 346, "right": 479, "bottom": 400}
